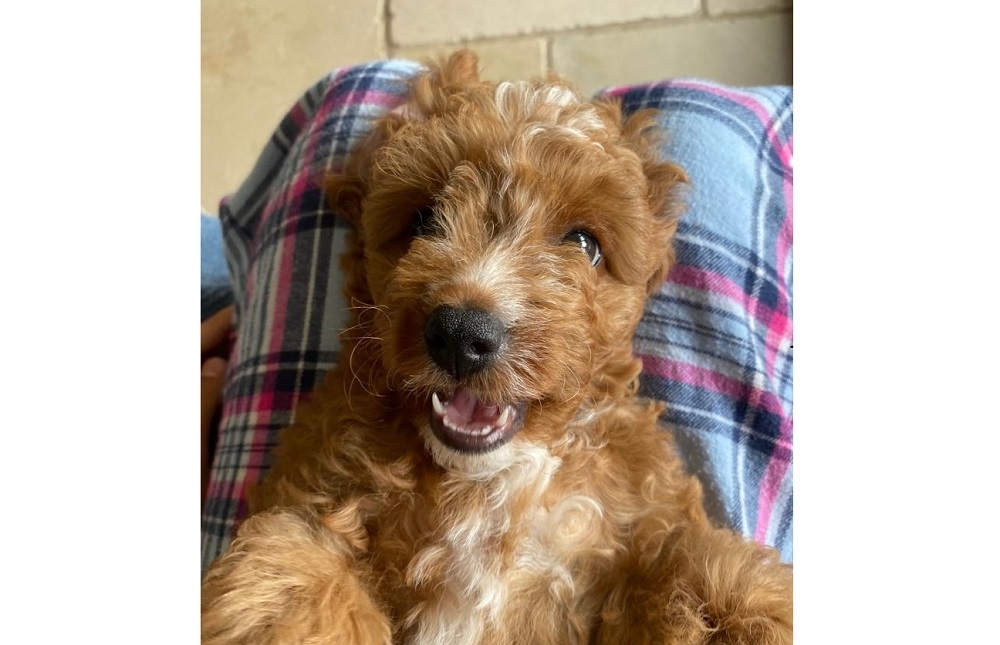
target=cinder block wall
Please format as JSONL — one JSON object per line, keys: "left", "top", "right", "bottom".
{"left": 202, "top": 0, "right": 791, "bottom": 212}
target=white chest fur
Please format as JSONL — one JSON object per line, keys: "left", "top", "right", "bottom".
{"left": 402, "top": 441, "right": 603, "bottom": 645}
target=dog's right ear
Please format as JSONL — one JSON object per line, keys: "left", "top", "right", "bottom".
{"left": 325, "top": 49, "right": 482, "bottom": 226}
{"left": 324, "top": 116, "right": 406, "bottom": 316}
{"left": 324, "top": 115, "right": 401, "bottom": 229}
{"left": 409, "top": 49, "right": 481, "bottom": 118}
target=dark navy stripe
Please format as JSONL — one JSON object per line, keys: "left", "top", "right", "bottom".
{"left": 645, "top": 293, "right": 782, "bottom": 351}
{"left": 638, "top": 309, "right": 786, "bottom": 358}
{"left": 675, "top": 223, "right": 788, "bottom": 292}
{"left": 641, "top": 375, "right": 788, "bottom": 458}
{"left": 636, "top": 337, "right": 769, "bottom": 377}
{"left": 253, "top": 206, "right": 339, "bottom": 259}
{"left": 620, "top": 87, "right": 770, "bottom": 152}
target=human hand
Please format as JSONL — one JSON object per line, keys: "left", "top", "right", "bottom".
{"left": 202, "top": 306, "right": 234, "bottom": 504}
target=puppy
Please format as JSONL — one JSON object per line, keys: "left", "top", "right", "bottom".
{"left": 202, "top": 50, "right": 793, "bottom": 645}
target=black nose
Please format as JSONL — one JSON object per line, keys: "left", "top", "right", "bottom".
{"left": 424, "top": 305, "right": 507, "bottom": 379}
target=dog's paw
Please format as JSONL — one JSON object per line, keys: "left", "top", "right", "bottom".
{"left": 201, "top": 508, "right": 392, "bottom": 645}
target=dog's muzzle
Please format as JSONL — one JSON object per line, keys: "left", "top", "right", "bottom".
{"left": 424, "top": 305, "right": 523, "bottom": 453}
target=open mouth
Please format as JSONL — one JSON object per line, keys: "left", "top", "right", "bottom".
{"left": 428, "top": 388, "right": 524, "bottom": 453}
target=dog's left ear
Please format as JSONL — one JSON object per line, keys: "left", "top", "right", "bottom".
{"left": 620, "top": 108, "right": 689, "bottom": 294}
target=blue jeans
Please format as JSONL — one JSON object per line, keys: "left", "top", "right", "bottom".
{"left": 201, "top": 213, "right": 232, "bottom": 321}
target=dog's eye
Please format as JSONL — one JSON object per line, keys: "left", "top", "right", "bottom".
{"left": 564, "top": 230, "right": 602, "bottom": 267}
{"left": 412, "top": 206, "right": 438, "bottom": 237}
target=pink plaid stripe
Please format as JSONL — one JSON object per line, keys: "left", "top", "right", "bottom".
{"left": 641, "top": 355, "right": 792, "bottom": 446}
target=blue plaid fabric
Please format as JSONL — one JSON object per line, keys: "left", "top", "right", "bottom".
{"left": 202, "top": 61, "right": 794, "bottom": 574}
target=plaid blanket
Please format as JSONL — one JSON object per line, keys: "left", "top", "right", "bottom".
{"left": 203, "top": 60, "right": 793, "bottom": 575}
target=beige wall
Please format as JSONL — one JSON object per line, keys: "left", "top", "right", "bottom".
{"left": 202, "top": 0, "right": 792, "bottom": 213}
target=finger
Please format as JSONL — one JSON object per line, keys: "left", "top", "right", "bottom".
{"left": 201, "top": 357, "right": 228, "bottom": 442}
{"left": 201, "top": 356, "right": 228, "bottom": 501}
{"left": 202, "top": 305, "right": 235, "bottom": 357}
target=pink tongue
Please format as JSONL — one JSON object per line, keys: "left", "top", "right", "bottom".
{"left": 447, "top": 389, "right": 501, "bottom": 425}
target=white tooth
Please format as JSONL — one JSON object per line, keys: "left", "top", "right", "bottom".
{"left": 496, "top": 406, "right": 511, "bottom": 427}
{"left": 432, "top": 392, "right": 446, "bottom": 417}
